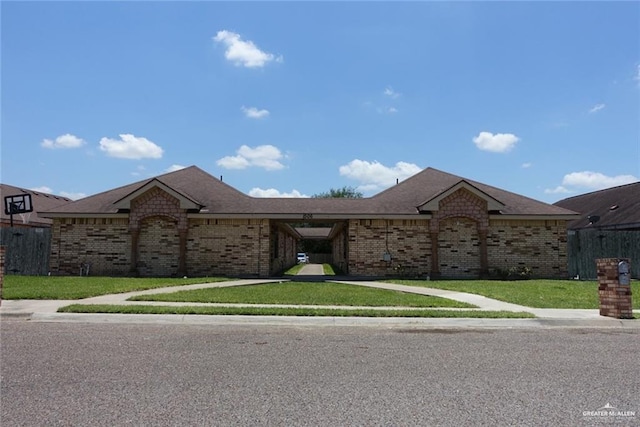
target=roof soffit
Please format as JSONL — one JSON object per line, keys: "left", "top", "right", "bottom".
{"left": 417, "top": 180, "right": 505, "bottom": 212}
{"left": 113, "top": 179, "right": 202, "bottom": 210}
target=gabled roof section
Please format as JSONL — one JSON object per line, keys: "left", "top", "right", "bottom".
{"left": 39, "top": 165, "right": 579, "bottom": 220}
{"left": 369, "top": 167, "right": 577, "bottom": 216}
{"left": 113, "top": 178, "right": 202, "bottom": 210}
{"left": 40, "top": 166, "right": 254, "bottom": 216}
{"left": 417, "top": 180, "right": 506, "bottom": 212}
{"left": 553, "top": 182, "right": 640, "bottom": 230}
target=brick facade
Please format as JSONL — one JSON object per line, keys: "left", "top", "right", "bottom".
{"left": 50, "top": 218, "right": 131, "bottom": 276}
{"left": 186, "top": 218, "right": 271, "bottom": 277}
{"left": 348, "top": 219, "right": 431, "bottom": 277}
{"left": 345, "top": 216, "right": 567, "bottom": 278}
{"left": 46, "top": 177, "right": 572, "bottom": 278}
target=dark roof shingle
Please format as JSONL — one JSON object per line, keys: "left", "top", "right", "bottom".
{"left": 40, "top": 165, "right": 578, "bottom": 218}
{"left": 553, "top": 182, "right": 640, "bottom": 229}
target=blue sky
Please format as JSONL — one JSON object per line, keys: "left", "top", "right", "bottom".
{"left": 2, "top": 1, "right": 639, "bottom": 204}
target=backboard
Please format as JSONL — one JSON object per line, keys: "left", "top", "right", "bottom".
{"left": 4, "top": 194, "right": 34, "bottom": 215}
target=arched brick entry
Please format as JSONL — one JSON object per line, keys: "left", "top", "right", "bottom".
{"left": 426, "top": 186, "right": 491, "bottom": 278}
{"left": 128, "top": 187, "right": 189, "bottom": 277}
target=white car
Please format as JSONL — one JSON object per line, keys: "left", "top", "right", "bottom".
{"left": 297, "top": 253, "right": 309, "bottom": 263}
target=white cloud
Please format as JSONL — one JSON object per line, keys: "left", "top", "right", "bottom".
{"left": 31, "top": 185, "right": 85, "bottom": 200}
{"left": 384, "top": 86, "right": 401, "bottom": 99}
{"left": 59, "top": 191, "right": 87, "bottom": 200}
{"left": 165, "top": 164, "right": 186, "bottom": 172}
{"left": 588, "top": 103, "right": 605, "bottom": 113}
{"left": 473, "top": 131, "right": 520, "bottom": 153}
{"left": 544, "top": 171, "right": 639, "bottom": 195}
{"left": 99, "top": 134, "right": 164, "bottom": 159}
{"left": 339, "top": 159, "right": 421, "bottom": 191}
{"left": 213, "top": 30, "right": 282, "bottom": 68}
{"left": 30, "top": 186, "right": 53, "bottom": 194}
{"left": 521, "top": 162, "right": 532, "bottom": 168}
{"left": 544, "top": 186, "right": 571, "bottom": 195}
{"left": 41, "top": 133, "right": 86, "bottom": 149}
{"left": 217, "top": 144, "right": 285, "bottom": 171}
{"left": 249, "top": 188, "right": 308, "bottom": 198}
{"left": 242, "top": 106, "right": 270, "bottom": 119}
{"left": 562, "top": 171, "right": 638, "bottom": 190}
{"left": 635, "top": 65, "right": 640, "bottom": 84}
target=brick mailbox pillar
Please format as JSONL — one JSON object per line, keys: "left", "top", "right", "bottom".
{"left": 596, "top": 258, "right": 633, "bottom": 319}
{"left": 0, "top": 246, "right": 5, "bottom": 307}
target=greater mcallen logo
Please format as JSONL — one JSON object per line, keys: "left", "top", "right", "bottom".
{"left": 583, "top": 403, "right": 636, "bottom": 422}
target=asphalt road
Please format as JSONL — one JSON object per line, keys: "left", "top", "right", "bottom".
{"left": 2, "top": 321, "right": 639, "bottom": 426}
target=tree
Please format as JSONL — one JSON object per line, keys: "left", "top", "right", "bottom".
{"left": 312, "top": 186, "right": 363, "bottom": 199}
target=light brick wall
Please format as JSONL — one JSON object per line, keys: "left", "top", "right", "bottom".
{"left": 187, "top": 218, "right": 270, "bottom": 277}
{"left": 487, "top": 219, "right": 568, "bottom": 277}
{"left": 49, "top": 218, "right": 131, "bottom": 275}
{"left": 137, "top": 216, "right": 180, "bottom": 276}
{"left": 346, "top": 217, "right": 569, "bottom": 278}
{"left": 438, "top": 217, "right": 480, "bottom": 278}
{"left": 348, "top": 219, "right": 431, "bottom": 277}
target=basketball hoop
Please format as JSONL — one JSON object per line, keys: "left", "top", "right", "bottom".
{"left": 4, "top": 193, "right": 34, "bottom": 227}
{"left": 19, "top": 212, "right": 31, "bottom": 225}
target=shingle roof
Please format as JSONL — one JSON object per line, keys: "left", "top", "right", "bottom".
{"left": 40, "top": 165, "right": 578, "bottom": 218}
{"left": 553, "top": 182, "right": 640, "bottom": 229}
{"left": 0, "top": 184, "right": 73, "bottom": 226}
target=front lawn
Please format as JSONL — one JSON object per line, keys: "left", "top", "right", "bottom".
{"left": 129, "top": 281, "right": 475, "bottom": 308}
{"left": 388, "top": 279, "right": 640, "bottom": 309}
{"left": 1, "top": 276, "right": 228, "bottom": 300}
{"left": 58, "top": 304, "right": 533, "bottom": 318}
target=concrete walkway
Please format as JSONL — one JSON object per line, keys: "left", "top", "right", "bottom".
{"left": 1, "top": 278, "right": 638, "bottom": 328}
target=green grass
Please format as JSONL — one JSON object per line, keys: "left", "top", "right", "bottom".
{"left": 58, "top": 304, "right": 534, "bottom": 318}
{"left": 388, "top": 279, "right": 640, "bottom": 309}
{"left": 283, "top": 264, "right": 305, "bottom": 275}
{"left": 1, "top": 276, "right": 229, "bottom": 300}
{"left": 283, "top": 263, "right": 336, "bottom": 275}
{"left": 129, "top": 281, "right": 475, "bottom": 308}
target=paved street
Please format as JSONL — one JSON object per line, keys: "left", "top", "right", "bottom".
{"left": 2, "top": 321, "right": 639, "bottom": 426}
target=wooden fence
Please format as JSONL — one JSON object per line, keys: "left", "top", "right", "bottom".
{"left": 0, "top": 227, "right": 51, "bottom": 275}
{"left": 567, "top": 229, "right": 639, "bottom": 279}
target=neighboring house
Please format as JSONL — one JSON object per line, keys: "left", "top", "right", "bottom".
{"left": 40, "top": 166, "right": 578, "bottom": 278}
{"left": 554, "top": 182, "right": 640, "bottom": 279}
{"left": 1, "top": 184, "right": 73, "bottom": 275}
{"left": 1, "top": 184, "right": 72, "bottom": 228}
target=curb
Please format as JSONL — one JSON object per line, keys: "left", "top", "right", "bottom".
{"left": 1, "top": 312, "right": 637, "bottom": 329}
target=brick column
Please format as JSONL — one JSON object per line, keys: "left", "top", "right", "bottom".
{"left": 430, "top": 231, "right": 440, "bottom": 278}
{"left": 178, "top": 229, "right": 187, "bottom": 276}
{"left": 478, "top": 229, "right": 489, "bottom": 278}
{"left": 0, "top": 246, "right": 5, "bottom": 306}
{"left": 0, "top": 246, "right": 5, "bottom": 304}
{"left": 596, "top": 258, "right": 633, "bottom": 319}
{"left": 129, "top": 228, "right": 140, "bottom": 275}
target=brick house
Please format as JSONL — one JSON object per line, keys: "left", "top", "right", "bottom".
{"left": 40, "top": 166, "right": 578, "bottom": 278}
{"left": 1, "top": 184, "right": 72, "bottom": 229}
